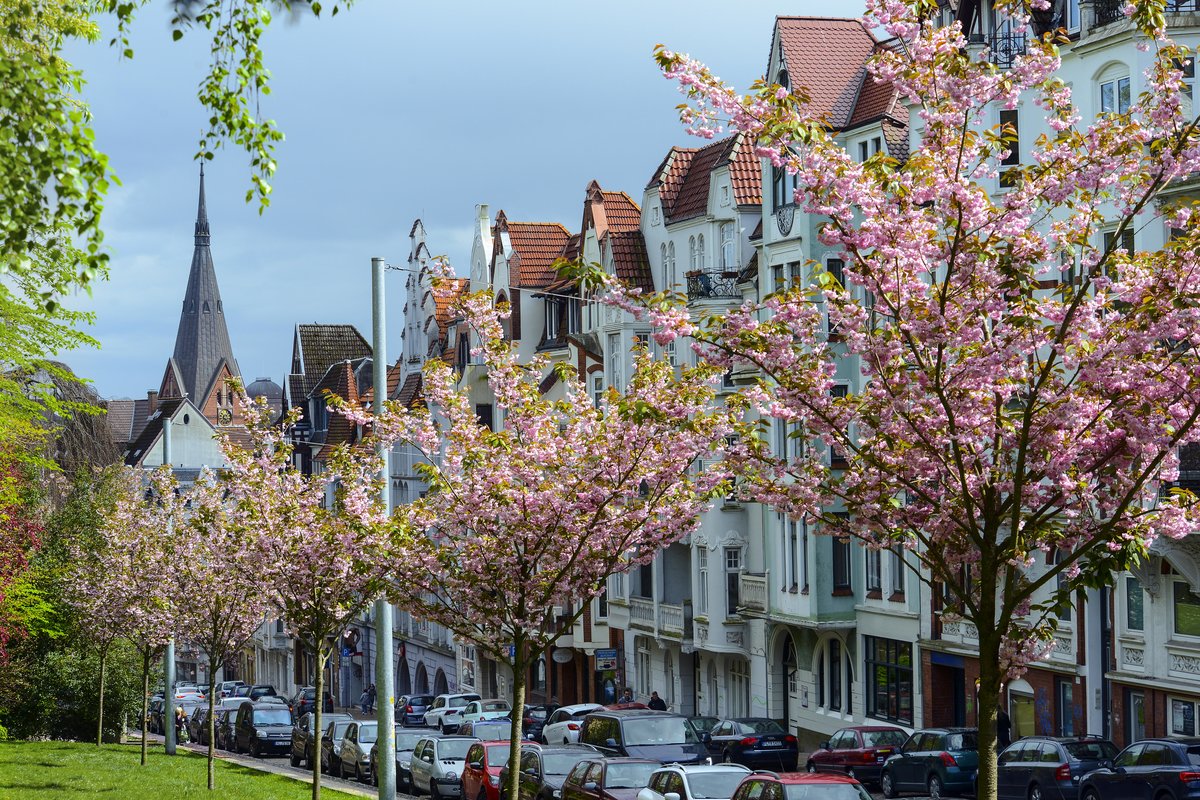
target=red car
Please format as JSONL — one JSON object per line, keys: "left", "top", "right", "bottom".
{"left": 464, "top": 739, "right": 512, "bottom": 800}
{"left": 731, "top": 771, "right": 873, "bottom": 800}
{"left": 806, "top": 725, "right": 908, "bottom": 787}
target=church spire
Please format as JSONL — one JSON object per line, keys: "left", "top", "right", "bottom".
{"left": 195, "top": 161, "right": 210, "bottom": 247}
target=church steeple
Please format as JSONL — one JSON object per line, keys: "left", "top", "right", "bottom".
{"left": 160, "top": 165, "right": 240, "bottom": 416}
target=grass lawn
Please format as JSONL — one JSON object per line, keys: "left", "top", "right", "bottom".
{"left": 0, "top": 739, "right": 361, "bottom": 799}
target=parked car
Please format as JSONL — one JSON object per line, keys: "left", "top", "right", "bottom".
{"left": 232, "top": 699, "right": 294, "bottom": 757}
{"left": 335, "top": 720, "right": 381, "bottom": 782}
{"left": 424, "top": 693, "right": 483, "bottom": 733}
{"left": 289, "top": 685, "right": 334, "bottom": 720}
{"left": 562, "top": 756, "right": 660, "bottom": 800}
{"left": 319, "top": 717, "right": 358, "bottom": 773}
{"left": 291, "top": 710, "right": 351, "bottom": 766}
{"left": 519, "top": 704, "right": 559, "bottom": 741}
{"left": 807, "top": 725, "right": 909, "bottom": 785}
{"left": 398, "top": 694, "right": 437, "bottom": 727}
{"left": 217, "top": 680, "right": 245, "bottom": 699}
{"left": 499, "top": 744, "right": 601, "bottom": 800}
{"left": 998, "top": 736, "right": 1118, "bottom": 800}
{"left": 1079, "top": 738, "right": 1200, "bottom": 800}
{"left": 189, "top": 706, "right": 215, "bottom": 745}
{"left": 215, "top": 707, "right": 241, "bottom": 751}
{"left": 880, "top": 727, "right": 979, "bottom": 800}
{"left": 148, "top": 697, "right": 166, "bottom": 734}
{"left": 542, "top": 704, "right": 604, "bottom": 745}
{"left": 462, "top": 699, "right": 513, "bottom": 726}
{"left": 730, "top": 771, "right": 873, "bottom": 800}
{"left": 410, "top": 735, "right": 481, "bottom": 798}
{"left": 688, "top": 717, "right": 720, "bottom": 736}
{"left": 702, "top": 717, "right": 799, "bottom": 770}
{"left": 372, "top": 729, "right": 445, "bottom": 792}
{"left": 463, "top": 739, "right": 514, "bottom": 800}
{"left": 461, "top": 719, "right": 515, "bottom": 741}
{"left": 579, "top": 710, "right": 707, "bottom": 766}
{"left": 637, "top": 764, "right": 752, "bottom": 800}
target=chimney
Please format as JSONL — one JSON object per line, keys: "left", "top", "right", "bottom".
{"left": 147, "top": 390, "right": 158, "bottom": 413}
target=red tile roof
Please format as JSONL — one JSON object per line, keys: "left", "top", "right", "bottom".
{"left": 649, "top": 134, "right": 761, "bottom": 222}
{"left": 394, "top": 372, "right": 423, "bottom": 408}
{"left": 508, "top": 221, "right": 572, "bottom": 287}
{"left": 430, "top": 278, "right": 470, "bottom": 339}
{"left": 601, "top": 190, "right": 641, "bottom": 233}
{"left": 561, "top": 232, "right": 582, "bottom": 262}
{"left": 848, "top": 66, "right": 897, "bottom": 127}
{"left": 775, "top": 17, "right": 877, "bottom": 129}
{"left": 609, "top": 230, "right": 655, "bottom": 293}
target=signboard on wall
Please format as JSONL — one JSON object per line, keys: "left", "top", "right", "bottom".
{"left": 595, "top": 648, "right": 618, "bottom": 671}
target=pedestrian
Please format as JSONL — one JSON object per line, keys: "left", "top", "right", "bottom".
{"left": 996, "top": 706, "right": 1012, "bottom": 750}
{"left": 367, "top": 683, "right": 377, "bottom": 714}
{"left": 359, "top": 687, "right": 370, "bottom": 715}
{"left": 175, "top": 706, "right": 188, "bottom": 743}
{"left": 648, "top": 691, "right": 667, "bottom": 711}
{"left": 620, "top": 688, "right": 634, "bottom": 704}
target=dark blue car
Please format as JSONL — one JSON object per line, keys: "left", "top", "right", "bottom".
{"left": 997, "top": 736, "right": 1117, "bottom": 800}
{"left": 1080, "top": 738, "right": 1200, "bottom": 800}
{"left": 703, "top": 718, "right": 799, "bottom": 770}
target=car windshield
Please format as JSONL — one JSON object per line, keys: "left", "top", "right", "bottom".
{"left": 450, "top": 697, "right": 471, "bottom": 708}
{"left": 863, "top": 731, "right": 906, "bottom": 748}
{"left": 690, "top": 718, "right": 719, "bottom": 734}
{"left": 483, "top": 701, "right": 510, "bottom": 712}
{"left": 946, "top": 732, "right": 977, "bottom": 751}
{"left": 328, "top": 721, "right": 352, "bottom": 738}
{"left": 1187, "top": 746, "right": 1200, "bottom": 766}
{"left": 543, "top": 753, "right": 588, "bottom": 776}
{"left": 689, "top": 772, "right": 751, "bottom": 799}
{"left": 1064, "top": 741, "right": 1117, "bottom": 761}
{"left": 784, "top": 783, "right": 874, "bottom": 800}
{"left": 741, "top": 719, "right": 785, "bottom": 735}
{"left": 358, "top": 724, "right": 379, "bottom": 744}
{"left": 396, "top": 732, "right": 426, "bottom": 751}
{"left": 485, "top": 744, "right": 510, "bottom": 764}
{"left": 439, "top": 740, "right": 475, "bottom": 760}
{"left": 623, "top": 718, "right": 700, "bottom": 746}
{"left": 253, "top": 709, "right": 292, "bottom": 725}
{"left": 410, "top": 696, "right": 433, "bottom": 705}
{"left": 606, "top": 762, "right": 659, "bottom": 788}
{"left": 475, "top": 722, "right": 513, "bottom": 739}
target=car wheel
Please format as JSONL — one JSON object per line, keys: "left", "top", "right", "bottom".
{"left": 356, "top": 764, "right": 363, "bottom": 783}
{"left": 1081, "top": 790, "right": 1100, "bottom": 800}
{"left": 1029, "top": 784, "right": 1043, "bottom": 800}
{"left": 928, "top": 774, "right": 943, "bottom": 800}
{"left": 439, "top": 720, "right": 445, "bottom": 734}
{"left": 807, "top": 762, "right": 817, "bottom": 773}
{"left": 432, "top": 782, "right": 442, "bottom": 800}
{"left": 881, "top": 770, "right": 898, "bottom": 799}
{"left": 333, "top": 758, "right": 343, "bottom": 778}
{"left": 250, "top": 740, "right": 260, "bottom": 759}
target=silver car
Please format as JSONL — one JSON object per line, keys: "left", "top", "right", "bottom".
{"left": 337, "top": 720, "right": 382, "bottom": 782}
{"left": 411, "top": 735, "right": 480, "bottom": 799}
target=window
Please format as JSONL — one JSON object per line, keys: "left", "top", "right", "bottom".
{"left": 592, "top": 373, "right": 604, "bottom": 409}
{"left": 999, "top": 109, "right": 1020, "bottom": 188}
{"left": 720, "top": 222, "right": 736, "bottom": 270}
{"left": 728, "top": 659, "right": 751, "bottom": 717}
{"left": 697, "top": 549, "right": 709, "bottom": 615}
{"left": 826, "top": 258, "right": 845, "bottom": 335}
{"left": 725, "top": 546, "right": 742, "bottom": 617}
{"left": 567, "top": 298, "right": 581, "bottom": 335}
{"left": 637, "top": 645, "right": 652, "bottom": 695}
{"left": 1104, "top": 228, "right": 1135, "bottom": 255}
{"left": 606, "top": 333, "right": 622, "bottom": 390}
{"left": 1054, "top": 550, "right": 1072, "bottom": 621}
{"left": 829, "top": 639, "right": 842, "bottom": 711}
{"left": 475, "top": 403, "right": 494, "bottom": 431}
{"left": 857, "top": 136, "right": 882, "bottom": 162}
{"left": 1127, "top": 690, "right": 1147, "bottom": 744}
{"left": 1057, "top": 679, "right": 1075, "bottom": 736}
{"left": 1100, "top": 75, "right": 1131, "bottom": 115}
{"left": 864, "top": 636, "right": 913, "bottom": 725}
{"left": 832, "top": 513, "right": 852, "bottom": 592}
{"left": 595, "top": 587, "right": 608, "bottom": 621}
{"left": 786, "top": 515, "right": 800, "bottom": 591}
{"left": 1126, "top": 576, "right": 1145, "bottom": 631}
{"left": 890, "top": 547, "right": 906, "bottom": 596}
{"left": 666, "top": 242, "right": 676, "bottom": 289}
{"left": 689, "top": 237, "right": 698, "bottom": 271}
{"left": 772, "top": 165, "right": 797, "bottom": 209}
{"left": 546, "top": 299, "right": 560, "bottom": 341}
{"left": 866, "top": 549, "right": 882, "bottom": 594}
{"left": 801, "top": 519, "right": 810, "bottom": 592}
{"left": 1174, "top": 697, "right": 1200, "bottom": 736}
{"left": 697, "top": 235, "right": 705, "bottom": 269}
{"left": 1175, "top": 581, "right": 1200, "bottom": 637}
{"left": 830, "top": 385, "right": 849, "bottom": 467}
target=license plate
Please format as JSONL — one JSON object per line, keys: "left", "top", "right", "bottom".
{"left": 761, "top": 741, "right": 783, "bottom": 748}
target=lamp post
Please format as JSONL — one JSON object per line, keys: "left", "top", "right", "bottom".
{"left": 371, "top": 256, "right": 396, "bottom": 798}
{"left": 163, "top": 418, "right": 176, "bottom": 755}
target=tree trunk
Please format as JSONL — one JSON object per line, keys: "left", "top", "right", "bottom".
{"left": 140, "top": 649, "right": 151, "bottom": 765}
{"left": 313, "top": 646, "right": 328, "bottom": 800}
{"left": 505, "top": 636, "right": 528, "bottom": 800}
{"left": 207, "top": 670, "right": 218, "bottom": 789}
{"left": 96, "top": 644, "right": 108, "bottom": 747}
{"left": 975, "top": 629, "right": 1004, "bottom": 800}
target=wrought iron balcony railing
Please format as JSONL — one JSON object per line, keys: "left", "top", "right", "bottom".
{"left": 686, "top": 270, "right": 740, "bottom": 301}
{"left": 988, "top": 30, "right": 1027, "bottom": 69}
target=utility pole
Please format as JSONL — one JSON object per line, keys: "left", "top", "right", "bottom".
{"left": 163, "top": 418, "right": 176, "bottom": 755}
{"left": 371, "top": 256, "right": 396, "bottom": 799}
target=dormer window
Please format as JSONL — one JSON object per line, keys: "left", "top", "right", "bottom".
{"left": 202, "top": 301, "right": 211, "bottom": 314}
{"left": 545, "top": 298, "right": 560, "bottom": 341}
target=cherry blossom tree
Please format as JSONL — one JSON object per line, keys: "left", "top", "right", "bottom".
{"left": 219, "top": 386, "right": 403, "bottom": 800}
{"left": 337, "top": 285, "right": 735, "bottom": 800}
{"left": 0, "top": 464, "right": 45, "bottom": 665}
{"left": 166, "top": 465, "right": 270, "bottom": 790}
{"left": 100, "top": 466, "right": 178, "bottom": 766}
{"left": 650, "top": 1, "right": 1200, "bottom": 796}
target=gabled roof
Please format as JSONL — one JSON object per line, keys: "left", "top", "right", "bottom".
{"left": 167, "top": 166, "right": 241, "bottom": 401}
{"left": 124, "top": 398, "right": 192, "bottom": 467}
{"left": 496, "top": 213, "right": 573, "bottom": 288}
{"left": 394, "top": 372, "right": 423, "bottom": 408}
{"left": 609, "top": 231, "right": 655, "bottom": 294}
{"left": 647, "top": 134, "right": 761, "bottom": 222}
{"left": 292, "top": 324, "right": 372, "bottom": 399}
{"left": 773, "top": 16, "right": 878, "bottom": 129}
{"left": 601, "top": 190, "right": 641, "bottom": 233}
{"left": 106, "top": 397, "right": 153, "bottom": 446}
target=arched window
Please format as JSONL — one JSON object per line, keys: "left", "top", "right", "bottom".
{"left": 720, "top": 222, "right": 735, "bottom": 270}
{"left": 667, "top": 242, "right": 676, "bottom": 288}
{"left": 689, "top": 236, "right": 697, "bottom": 271}
{"left": 697, "top": 234, "right": 705, "bottom": 269}
{"left": 535, "top": 658, "right": 547, "bottom": 692}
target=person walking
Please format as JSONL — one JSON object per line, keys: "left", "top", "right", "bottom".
{"left": 620, "top": 688, "right": 634, "bottom": 704}
{"left": 996, "top": 706, "right": 1012, "bottom": 750}
{"left": 648, "top": 691, "right": 667, "bottom": 711}
{"left": 367, "top": 683, "right": 377, "bottom": 714}
{"left": 359, "top": 687, "right": 371, "bottom": 715}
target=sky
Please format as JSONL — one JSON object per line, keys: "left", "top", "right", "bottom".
{"left": 65, "top": 0, "right": 867, "bottom": 399}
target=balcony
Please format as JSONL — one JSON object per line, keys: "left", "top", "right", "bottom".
{"left": 686, "top": 270, "right": 740, "bottom": 301}
{"left": 660, "top": 603, "right": 685, "bottom": 636}
{"left": 1092, "top": 0, "right": 1125, "bottom": 27}
{"left": 629, "top": 597, "right": 656, "bottom": 630}
{"left": 739, "top": 572, "right": 769, "bottom": 614}
{"left": 988, "top": 30, "right": 1027, "bottom": 70}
